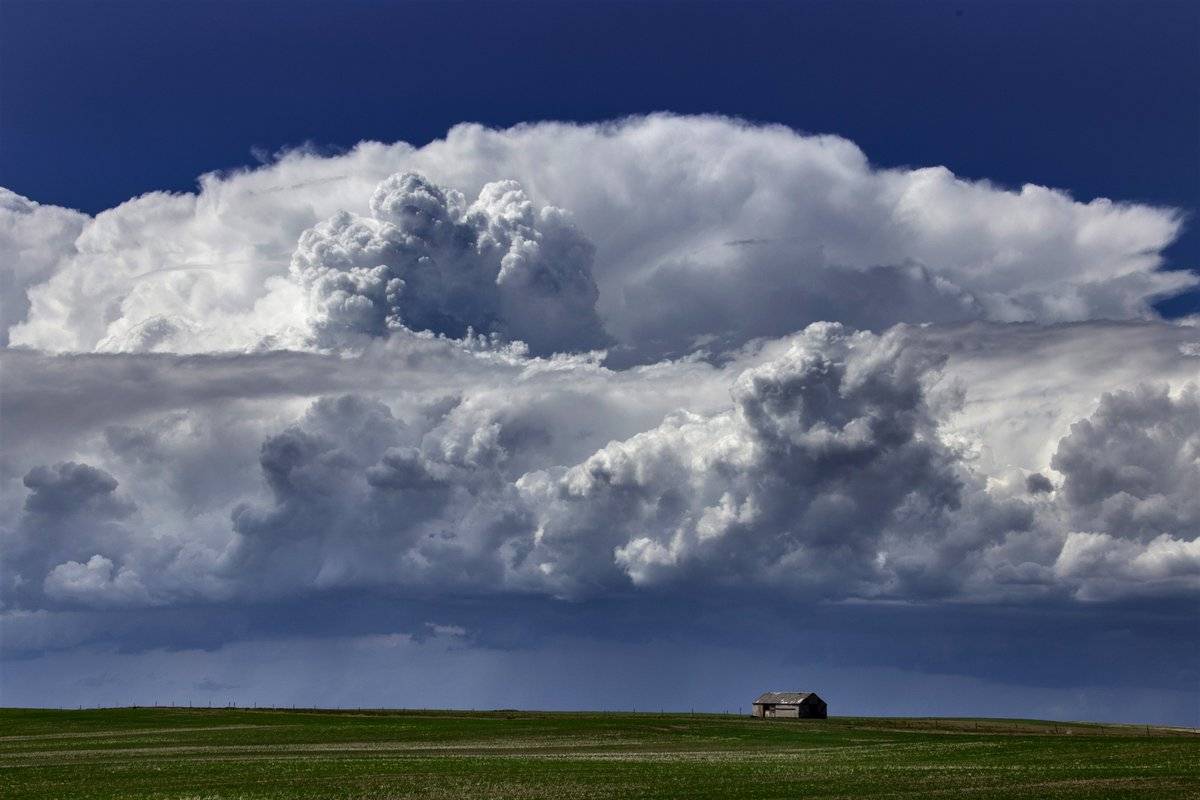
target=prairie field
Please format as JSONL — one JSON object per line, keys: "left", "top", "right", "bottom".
{"left": 0, "top": 707, "right": 1196, "bottom": 799}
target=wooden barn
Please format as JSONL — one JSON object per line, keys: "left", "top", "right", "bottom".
{"left": 752, "top": 691, "right": 827, "bottom": 719}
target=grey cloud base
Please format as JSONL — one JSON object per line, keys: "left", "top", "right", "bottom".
{"left": 4, "top": 591, "right": 1197, "bottom": 725}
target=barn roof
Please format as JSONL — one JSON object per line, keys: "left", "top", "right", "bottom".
{"left": 754, "top": 692, "right": 819, "bottom": 704}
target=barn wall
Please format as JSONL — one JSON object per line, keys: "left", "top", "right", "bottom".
{"left": 798, "top": 701, "right": 828, "bottom": 719}
{"left": 754, "top": 696, "right": 828, "bottom": 719}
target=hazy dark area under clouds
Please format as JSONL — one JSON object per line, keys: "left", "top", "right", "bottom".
{"left": 2, "top": 116, "right": 1198, "bottom": 724}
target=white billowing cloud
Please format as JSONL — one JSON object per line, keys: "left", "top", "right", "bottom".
{"left": 43, "top": 555, "right": 151, "bottom": 607}
{"left": 1054, "top": 533, "right": 1200, "bottom": 601}
{"left": 2, "top": 457, "right": 228, "bottom": 610}
{"left": 1052, "top": 385, "right": 1200, "bottom": 541}
{"left": 224, "top": 392, "right": 525, "bottom": 595}
{"left": 1042, "top": 385, "right": 1200, "bottom": 601}
{"left": 5, "top": 115, "right": 1192, "bottom": 358}
{"left": 4, "top": 320, "right": 1198, "bottom": 614}
{"left": 515, "top": 323, "right": 966, "bottom": 597}
{"left": 0, "top": 188, "right": 88, "bottom": 346}
{"left": 9, "top": 186, "right": 302, "bottom": 353}
{"left": 0, "top": 330, "right": 735, "bottom": 610}
{"left": 290, "top": 172, "right": 607, "bottom": 355}
{"left": 913, "top": 321, "right": 1200, "bottom": 479}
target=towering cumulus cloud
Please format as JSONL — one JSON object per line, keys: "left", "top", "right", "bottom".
{"left": 1050, "top": 386, "right": 1200, "bottom": 600}
{"left": 292, "top": 173, "right": 607, "bottom": 355}
{"left": 1, "top": 116, "right": 1197, "bottom": 716}
{"left": 518, "top": 324, "right": 963, "bottom": 597}
{"left": 0, "top": 189, "right": 87, "bottom": 347}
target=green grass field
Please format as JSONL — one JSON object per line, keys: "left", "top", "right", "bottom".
{"left": 1, "top": 707, "right": 1196, "bottom": 799}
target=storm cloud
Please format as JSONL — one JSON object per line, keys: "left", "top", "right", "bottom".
{"left": 4, "top": 321, "right": 1197, "bottom": 612}
{"left": 2, "top": 116, "right": 1198, "bottom": 720}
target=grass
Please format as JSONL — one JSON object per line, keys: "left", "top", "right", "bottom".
{"left": 1, "top": 707, "right": 1196, "bottom": 799}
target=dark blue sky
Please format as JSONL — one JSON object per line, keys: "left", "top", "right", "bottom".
{"left": 2, "top": 0, "right": 1197, "bottom": 314}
